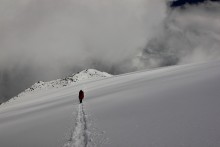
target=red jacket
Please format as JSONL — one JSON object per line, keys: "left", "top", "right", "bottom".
{"left": 79, "top": 90, "right": 84, "bottom": 100}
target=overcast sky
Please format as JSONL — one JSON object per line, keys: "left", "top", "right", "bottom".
{"left": 0, "top": 0, "right": 220, "bottom": 102}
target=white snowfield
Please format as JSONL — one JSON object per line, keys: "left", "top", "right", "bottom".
{"left": 0, "top": 61, "right": 220, "bottom": 147}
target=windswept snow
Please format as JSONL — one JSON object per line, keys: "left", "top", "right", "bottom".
{"left": 0, "top": 61, "right": 220, "bottom": 147}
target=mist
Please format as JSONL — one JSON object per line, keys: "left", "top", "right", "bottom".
{"left": 1, "top": 0, "right": 220, "bottom": 102}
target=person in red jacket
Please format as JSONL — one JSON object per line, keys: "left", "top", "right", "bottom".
{"left": 79, "top": 90, "right": 84, "bottom": 103}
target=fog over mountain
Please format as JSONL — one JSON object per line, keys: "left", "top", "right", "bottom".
{"left": 0, "top": 0, "right": 220, "bottom": 102}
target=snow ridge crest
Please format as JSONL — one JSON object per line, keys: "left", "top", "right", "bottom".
{"left": 17, "top": 69, "right": 112, "bottom": 98}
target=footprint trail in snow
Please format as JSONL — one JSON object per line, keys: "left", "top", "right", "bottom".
{"left": 64, "top": 104, "right": 89, "bottom": 147}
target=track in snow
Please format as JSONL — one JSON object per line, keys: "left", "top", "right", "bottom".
{"left": 63, "top": 103, "right": 89, "bottom": 147}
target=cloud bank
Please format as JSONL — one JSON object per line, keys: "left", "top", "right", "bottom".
{"left": 141, "top": 1, "right": 220, "bottom": 68}
{"left": 1, "top": 0, "right": 220, "bottom": 101}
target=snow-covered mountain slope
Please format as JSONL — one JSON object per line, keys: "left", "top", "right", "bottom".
{"left": 0, "top": 61, "right": 220, "bottom": 147}
{"left": 16, "top": 69, "right": 112, "bottom": 98}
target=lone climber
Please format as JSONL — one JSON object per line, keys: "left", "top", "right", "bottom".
{"left": 78, "top": 90, "right": 84, "bottom": 103}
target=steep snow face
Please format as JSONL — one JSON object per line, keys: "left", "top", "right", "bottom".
{"left": 17, "top": 69, "right": 112, "bottom": 98}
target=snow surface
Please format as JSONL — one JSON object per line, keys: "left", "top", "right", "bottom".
{"left": 63, "top": 104, "right": 90, "bottom": 147}
{"left": 0, "top": 61, "right": 220, "bottom": 147}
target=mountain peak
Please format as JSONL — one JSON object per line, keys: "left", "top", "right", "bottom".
{"left": 16, "top": 69, "right": 112, "bottom": 98}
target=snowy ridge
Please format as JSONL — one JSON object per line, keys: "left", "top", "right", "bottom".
{"left": 17, "top": 69, "right": 112, "bottom": 98}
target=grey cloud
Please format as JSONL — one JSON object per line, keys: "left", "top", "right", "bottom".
{"left": 138, "top": 2, "right": 220, "bottom": 69}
